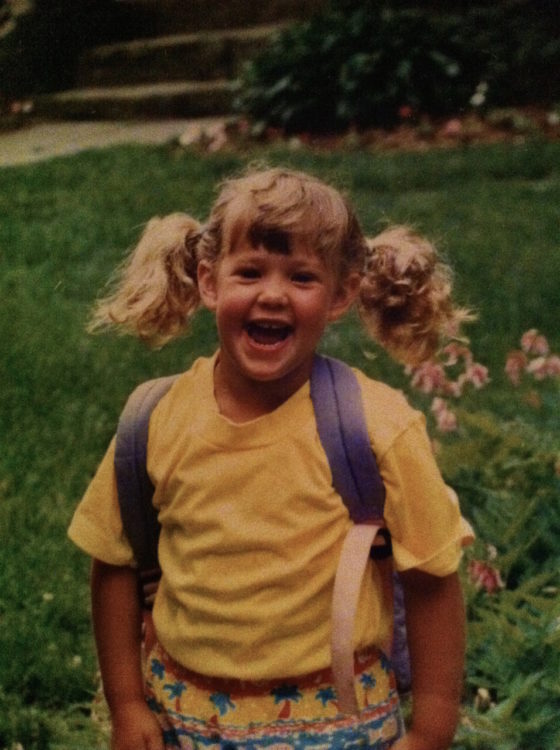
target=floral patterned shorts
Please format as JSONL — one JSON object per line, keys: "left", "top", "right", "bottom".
{"left": 144, "top": 642, "right": 404, "bottom": 749}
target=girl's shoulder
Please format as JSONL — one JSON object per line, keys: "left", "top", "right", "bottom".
{"left": 148, "top": 354, "right": 216, "bottom": 433}
{"left": 351, "top": 368, "right": 425, "bottom": 458}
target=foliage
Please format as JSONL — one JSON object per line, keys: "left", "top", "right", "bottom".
{"left": 438, "top": 413, "right": 560, "bottom": 749}
{"left": 459, "top": 576, "right": 560, "bottom": 748}
{"left": 235, "top": 0, "right": 560, "bottom": 134}
{"left": 403, "top": 331, "right": 560, "bottom": 747}
{"left": 0, "top": 143, "right": 559, "bottom": 747}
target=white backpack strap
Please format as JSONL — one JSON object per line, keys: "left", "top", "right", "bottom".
{"left": 331, "top": 522, "right": 385, "bottom": 715}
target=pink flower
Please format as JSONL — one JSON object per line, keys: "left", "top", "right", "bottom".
{"left": 431, "top": 397, "right": 447, "bottom": 415}
{"left": 436, "top": 410, "right": 458, "bottom": 433}
{"left": 441, "top": 342, "right": 472, "bottom": 366}
{"left": 545, "top": 355, "right": 560, "bottom": 377}
{"left": 410, "top": 361, "right": 448, "bottom": 394}
{"left": 445, "top": 377, "right": 466, "bottom": 398}
{"left": 526, "top": 356, "right": 549, "bottom": 380}
{"left": 465, "top": 362, "right": 490, "bottom": 389}
{"left": 505, "top": 350, "right": 527, "bottom": 386}
{"left": 431, "top": 397, "right": 458, "bottom": 432}
{"left": 399, "top": 105, "right": 414, "bottom": 120}
{"left": 520, "top": 329, "right": 549, "bottom": 356}
{"left": 468, "top": 560, "right": 505, "bottom": 594}
{"left": 535, "top": 336, "right": 550, "bottom": 355}
{"left": 442, "top": 118, "right": 463, "bottom": 137}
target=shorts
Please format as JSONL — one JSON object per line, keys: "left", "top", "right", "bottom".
{"left": 144, "top": 642, "right": 404, "bottom": 749}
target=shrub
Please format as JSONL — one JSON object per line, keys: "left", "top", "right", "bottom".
{"left": 398, "top": 326, "right": 560, "bottom": 747}
{"left": 235, "top": 5, "right": 474, "bottom": 133}
{"left": 445, "top": 415, "right": 560, "bottom": 749}
{"left": 235, "top": 0, "right": 560, "bottom": 134}
{"left": 414, "top": 331, "right": 560, "bottom": 749}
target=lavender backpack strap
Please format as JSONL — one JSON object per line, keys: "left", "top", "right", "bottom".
{"left": 310, "top": 355, "right": 385, "bottom": 522}
{"left": 310, "top": 355, "right": 391, "bottom": 715}
{"left": 115, "top": 374, "right": 178, "bottom": 602}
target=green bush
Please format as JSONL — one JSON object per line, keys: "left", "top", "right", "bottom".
{"left": 235, "top": 0, "right": 560, "bottom": 134}
{"left": 235, "top": 5, "right": 473, "bottom": 133}
{"left": 438, "top": 413, "right": 560, "bottom": 749}
{"left": 459, "top": 575, "right": 560, "bottom": 749}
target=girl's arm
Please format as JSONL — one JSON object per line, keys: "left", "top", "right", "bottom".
{"left": 393, "top": 570, "right": 465, "bottom": 750}
{"left": 91, "top": 560, "right": 164, "bottom": 750}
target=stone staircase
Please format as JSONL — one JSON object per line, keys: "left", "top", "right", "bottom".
{"left": 33, "top": 0, "right": 325, "bottom": 121}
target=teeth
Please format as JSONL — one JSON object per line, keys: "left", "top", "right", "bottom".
{"left": 246, "top": 321, "right": 292, "bottom": 344}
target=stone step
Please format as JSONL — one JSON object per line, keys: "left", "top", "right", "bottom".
{"left": 78, "top": 24, "right": 287, "bottom": 88}
{"left": 113, "top": 0, "right": 325, "bottom": 36}
{"left": 33, "top": 80, "right": 233, "bottom": 121}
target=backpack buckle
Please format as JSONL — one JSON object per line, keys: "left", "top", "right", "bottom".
{"left": 370, "top": 526, "right": 392, "bottom": 560}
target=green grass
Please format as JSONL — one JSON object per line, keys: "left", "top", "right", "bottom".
{"left": 1, "top": 140, "right": 559, "bottom": 748}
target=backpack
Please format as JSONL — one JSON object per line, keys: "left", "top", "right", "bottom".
{"left": 114, "top": 354, "right": 410, "bottom": 714}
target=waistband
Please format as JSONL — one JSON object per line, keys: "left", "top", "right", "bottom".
{"left": 148, "top": 643, "right": 384, "bottom": 697}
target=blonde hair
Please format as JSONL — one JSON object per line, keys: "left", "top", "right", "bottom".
{"left": 89, "top": 167, "right": 470, "bottom": 363}
{"left": 359, "top": 227, "right": 472, "bottom": 365}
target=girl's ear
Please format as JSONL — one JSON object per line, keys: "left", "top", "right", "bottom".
{"left": 197, "top": 260, "right": 218, "bottom": 311}
{"left": 327, "top": 272, "right": 361, "bottom": 322}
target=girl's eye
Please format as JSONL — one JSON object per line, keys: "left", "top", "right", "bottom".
{"left": 292, "top": 272, "right": 317, "bottom": 284}
{"left": 237, "top": 267, "right": 260, "bottom": 279}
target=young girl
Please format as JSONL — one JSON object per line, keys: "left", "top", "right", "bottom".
{"left": 69, "top": 167, "right": 473, "bottom": 750}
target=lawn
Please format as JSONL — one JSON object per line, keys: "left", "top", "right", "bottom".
{"left": 1, "top": 140, "right": 559, "bottom": 748}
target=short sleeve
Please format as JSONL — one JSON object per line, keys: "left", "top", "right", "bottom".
{"left": 67, "top": 437, "right": 135, "bottom": 566}
{"left": 381, "top": 415, "right": 474, "bottom": 575}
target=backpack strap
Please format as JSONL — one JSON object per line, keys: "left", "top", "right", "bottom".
{"left": 115, "top": 374, "right": 178, "bottom": 605}
{"left": 310, "top": 355, "right": 393, "bottom": 715}
{"left": 331, "top": 523, "right": 388, "bottom": 714}
{"left": 310, "top": 355, "right": 386, "bottom": 522}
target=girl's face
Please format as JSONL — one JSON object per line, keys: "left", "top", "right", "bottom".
{"left": 198, "top": 236, "right": 358, "bottom": 412}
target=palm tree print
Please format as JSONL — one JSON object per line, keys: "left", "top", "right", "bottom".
{"left": 360, "top": 672, "right": 377, "bottom": 705}
{"left": 271, "top": 684, "right": 303, "bottom": 719}
{"left": 315, "top": 686, "right": 337, "bottom": 708}
{"left": 380, "top": 652, "right": 392, "bottom": 674}
{"left": 163, "top": 680, "right": 187, "bottom": 711}
{"left": 210, "top": 691, "right": 236, "bottom": 716}
{"left": 150, "top": 658, "right": 165, "bottom": 680}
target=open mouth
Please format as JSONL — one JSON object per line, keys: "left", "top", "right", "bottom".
{"left": 245, "top": 322, "right": 293, "bottom": 346}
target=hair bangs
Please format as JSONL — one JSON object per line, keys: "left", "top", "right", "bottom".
{"left": 217, "top": 170, "right": 353, "bottom": 271}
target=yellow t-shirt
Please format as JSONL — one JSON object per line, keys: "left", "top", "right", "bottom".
{"left": 68, "top": 354, "right": 473, "bottom": 680}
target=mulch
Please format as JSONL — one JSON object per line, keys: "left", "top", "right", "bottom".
{"left": 232, "top": 106, "right": 560, "bottom": 153}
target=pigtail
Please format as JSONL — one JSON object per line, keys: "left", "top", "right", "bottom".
{"left": 358, "top": 226, "right": 473, "bottom": 365}
{"left": 88, "top": 213, "right": 203, "bottom": 347}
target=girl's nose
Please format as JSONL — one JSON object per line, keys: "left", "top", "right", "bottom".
{"left": 257, "top": 276, "right": 288, "bottom": 306}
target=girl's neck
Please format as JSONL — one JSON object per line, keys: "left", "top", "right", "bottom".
{"left": 213, "top": 355, "right": 311, "bottom": 423}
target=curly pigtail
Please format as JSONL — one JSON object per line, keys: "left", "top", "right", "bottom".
{"left": 358, "top": 226, "right": 473, "bottom": 366}
{"left": 88, "top": 213, "right": 203, "bottom": 347}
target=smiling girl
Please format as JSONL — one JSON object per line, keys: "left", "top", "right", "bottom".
{"left": 69, "top": 167, "right": 473, "bottom": 750}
